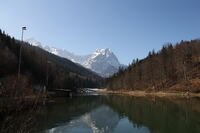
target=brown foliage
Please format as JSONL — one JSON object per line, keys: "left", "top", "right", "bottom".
{"left": 106, "top": 40, "right": 200, "bottom": 92}
{"left": 0, "top": 75, "right": 33, "bottom": 98}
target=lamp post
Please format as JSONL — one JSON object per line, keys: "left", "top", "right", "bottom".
{"left": 18, "top": 26, "right": 27, "bottom": 79}
{"left": 42, "top": 60, "right": 51, "bottom": 105}
{"left": 46, "top": 60, "right": 52, "bottom": 87}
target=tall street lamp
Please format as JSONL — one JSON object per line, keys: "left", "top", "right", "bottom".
{"left": 18, "top": 26, "right": 27, "bottom": 79}
{"left": 46, "top": 60, "right": 52, "bottom": 88}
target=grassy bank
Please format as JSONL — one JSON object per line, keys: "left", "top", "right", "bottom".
{"left": 96, "top": 89, "right": 200, "bottom": 98}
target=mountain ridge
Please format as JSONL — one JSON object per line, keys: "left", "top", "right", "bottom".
{"left": 27, "top": 38, "right": 124, "bottom": 77}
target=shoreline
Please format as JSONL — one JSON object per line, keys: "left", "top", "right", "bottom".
{"left": 96, "top": 89, "right": 200, "bottom": 98}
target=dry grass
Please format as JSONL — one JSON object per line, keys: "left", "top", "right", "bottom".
{"left": 98, "top": 78, "right": 200, "bottom": 98}
{"left": 96, "top": 88, "right": 200, "bottom": 98}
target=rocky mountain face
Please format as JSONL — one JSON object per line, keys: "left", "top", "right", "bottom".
{"left": 26, "top": 38, "right": 123, "bottom": 77}
{"left": 83, "top": 48, "right": 121, "bottom": 77}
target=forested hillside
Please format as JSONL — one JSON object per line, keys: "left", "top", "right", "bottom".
{"left": 106, "top": 40, "right": 200, "bottom": 92}
{"left": 0, "top": 29, "right": 102, "bottom": 95}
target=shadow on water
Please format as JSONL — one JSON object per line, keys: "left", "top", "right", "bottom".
{"left": 1, "top": 95, "right": 200, "bottom": 133}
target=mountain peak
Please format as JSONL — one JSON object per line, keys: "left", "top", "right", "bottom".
{"left": 84, "top": 48, "right": 121, "bottom": 77}
{"left": 96, "top": 48, "right": 111, "bottom": 54}
{"left": 94, "top": 48, "right": 113, "bottom": 58}
{"left": 26, "top": 38, "right": 42, "bottom": 47}
{"left": 96, "top": 48, "right": 110, "bottom": 52}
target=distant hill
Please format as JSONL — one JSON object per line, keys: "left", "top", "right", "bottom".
{"left": 0, "top": 29, "right": 102, "bottom": 92}
{"left": 106, "top": 40, "right": 200, "bottom": 92}
{"left": 27, "top": 38, "right": 124, "bottom": 77}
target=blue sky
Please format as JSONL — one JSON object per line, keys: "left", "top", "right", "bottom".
{"left": 0, "top": 0, "right": 200, "bottom": 64}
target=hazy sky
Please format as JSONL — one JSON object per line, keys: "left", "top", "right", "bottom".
{"left": 1, "top": 0, "right": 200, "bottom": 64}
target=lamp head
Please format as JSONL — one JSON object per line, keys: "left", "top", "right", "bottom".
{"left": 22, "top": 27, "right": 27, "bottom": 30}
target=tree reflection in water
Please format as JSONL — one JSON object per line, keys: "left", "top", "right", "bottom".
{"left": 105, "top": 96, "right": 200, "bottom": 133}
{"left": 1, "top": 95, "right": 200, "bottom": 133}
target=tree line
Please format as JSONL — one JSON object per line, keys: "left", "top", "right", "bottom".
{"left": 106, "top": 39, "right": 200, "bottom": 92}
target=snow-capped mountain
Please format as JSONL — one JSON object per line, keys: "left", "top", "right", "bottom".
{"left": 26, "top": 38, "right": 123, "bottom": 77}
{"left": 84, "top": 48, "right": 121, "bottom": 77}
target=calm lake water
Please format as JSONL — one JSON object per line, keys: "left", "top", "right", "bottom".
{"left": 29, "top": 94, "right": 200, "bottom": 133}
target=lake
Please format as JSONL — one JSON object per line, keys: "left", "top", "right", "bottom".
{"left": 2, "top": 94, "right": 200, "bottom": 133}
{"left": 30, "top": 94, "right": 200, "bottom": 133}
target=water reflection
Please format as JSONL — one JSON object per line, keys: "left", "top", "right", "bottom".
{"left": 105, "top": 96, "right": 200, "bottom": 133}
{"left": 30, "top": 96, "right": 200, "bottom": 133}
{"left": 43, "top": 106, "right": 119, "bottom": 133}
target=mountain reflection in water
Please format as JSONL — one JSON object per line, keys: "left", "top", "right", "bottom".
{"left": 33, "top": 95, "right": 200, "bottom": 133}
{"left": 44, "top": 106, "right": 120, "bottom": 133}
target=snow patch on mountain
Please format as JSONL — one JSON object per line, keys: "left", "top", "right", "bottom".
{"left": 26, "top": 38, "right": 124, "bottom": 77}
{"left": 26, "top": 38, "right": 43, "bottom": 48}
